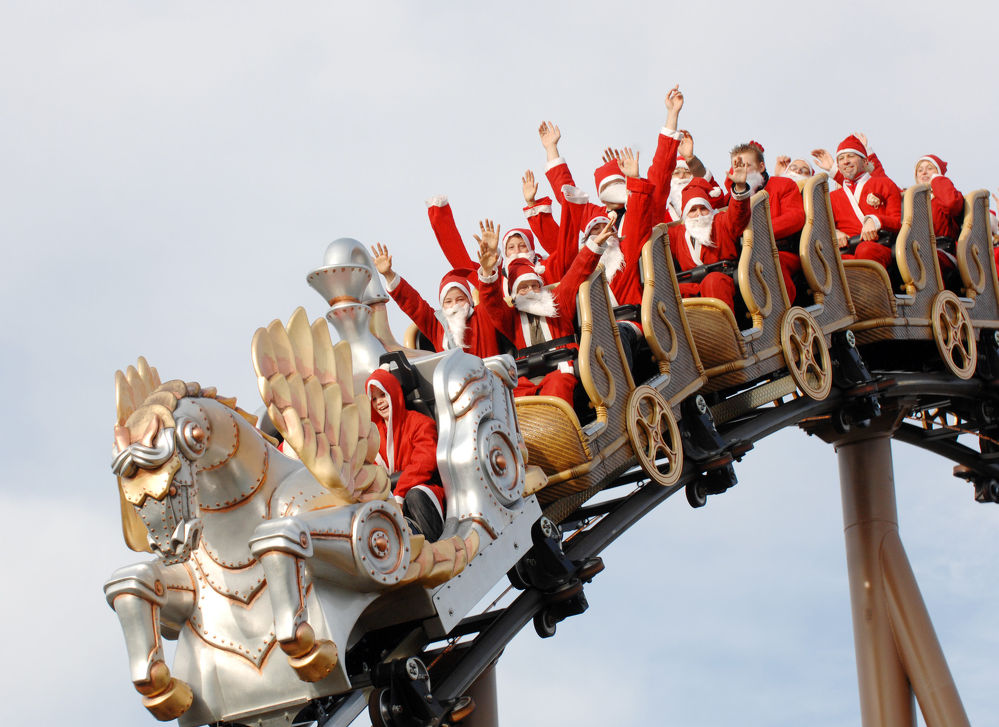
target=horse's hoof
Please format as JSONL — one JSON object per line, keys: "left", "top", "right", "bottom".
{"left": 280, "top": 623, "right": 338, "bottom": 682}
{"left": 135, "top": 661, "right": 194, "bottom": 721}
{"left": 287, "top": 638, "right": 338, "bottom": 682}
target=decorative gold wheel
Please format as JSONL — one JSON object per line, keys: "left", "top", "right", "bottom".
{"left": 931, "top": 291, "right": 977, "bottom": 379}
{"left": 780, "top": 307, "right": 832, "bottom": 400}
{"left": 625, "top": 386, "right": 683, "bottom": 486}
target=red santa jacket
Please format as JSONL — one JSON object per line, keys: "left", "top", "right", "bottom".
{"left": 387, "top": 275, "right": 503, "bottom": 358}
{"left": 668, "top": 191, "right": 752, "bottom": 271}
{"left": 610, "top": 175, "right": 657, "bottom": 307}
{"left": 646, "top": 128, "right": 681, "bottom": 225}
{"left": 928, "top": 175, "right": 964, "bottom": 240}
{"left": 478, "top": 241, "right": 603, "bottom": 352}
{"left": 366, "top": 369, "right": 444, "bottom": 508}
{"left": 427, "top": 196, "right": 475, "bottom": 271}
{"left": 830, "top": 173, "right": 902, "bottom": 237}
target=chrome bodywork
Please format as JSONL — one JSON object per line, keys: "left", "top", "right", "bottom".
{"left": 106, "top": 245, "right": 539, "bottom": 725}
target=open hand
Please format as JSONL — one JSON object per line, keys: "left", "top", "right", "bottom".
{"left": 678, "top": 130, "right": 694, "bottom": 160}
{"left": 522, "top": 170, "right": 538, "bottom": 205}
{"left": 619, "top": 147, "right": 640, "bottom": 178}
{"left": 538, "top": 121, "right": 561, "bottom": 152}
{"left": 473, "top": 219, "right": 501, "bottom": 274}
{"left": 811, "top": 148, "right": 834, "bottom": 172}
{"left": 728, "top": 158, "right": 749, "bottom": 189}
{"left": 775, "top": 155, "right": 791, "bottom": 176}
{"left": 665, "top": 84, "right": 684, "bottom": 114}
{"left": 371, "top": 243, "right": 395, "bottom": 282}
{"left": 601, "top": 147, "right": 622, "bottom": 163}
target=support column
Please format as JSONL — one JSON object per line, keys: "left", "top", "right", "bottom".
{"left": 462, "top": 662, "right": 498, "bottom": 727}
{"left": 836, "top": 429, "right": 971, "bottom": 727}
{"left": 837, "top": 434, "right": 915, "bottom": 727}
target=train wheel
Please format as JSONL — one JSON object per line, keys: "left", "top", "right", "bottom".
{"left": 626, "top": 385, "right": 684, "bottom": 486}
{"left": 368, "top": 688, "right": 391, "bottom": 727}
{"left": 534, "top": 609, "right": 558, "bottom": 638}
{"left": 685, "top": 480, "right": 707, "bottom": 508}
{"left": 931, "top": 291, "right": 977, "bottom": 379}
{"left": 780, "top": 307, "right": 832, "bottom": 400}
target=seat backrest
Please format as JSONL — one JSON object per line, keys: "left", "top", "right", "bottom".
{"left": 895, "top": 184, "right": 944, "bottom": 311}
{"left": 576, "top": 265, "right": 634, "bottom": 438}
{"left": 737, "top": 191, "right": 790, "bottom": 340}
{"left": 640, "top": 223, "right": 705, "bottom": 400}
{"left": 799, "top": 174, "right": 856, "bottom": 330}
{"left": 955, "top": 189, "right": 999, "bottom": 320}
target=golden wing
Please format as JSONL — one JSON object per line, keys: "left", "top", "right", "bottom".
{"left": 251, "top": 307, "right": 390, "bottom": 504}
{"left": 113, "top": 356, "right": 162, "bottom": 552}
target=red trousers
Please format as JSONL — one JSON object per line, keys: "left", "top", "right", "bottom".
{"left": 514, "top": 371, "right": 577, "bottom": 404}
{"left": 679, "top": 272, "right": 736, "bottom": 313}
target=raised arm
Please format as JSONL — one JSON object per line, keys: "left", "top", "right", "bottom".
{"left": 426, "top": 195, "right": 476, "bottom": 270}
{"left": 523, "top": 169, "right": 559, "bottom": 254}
{"left": 373, "top": 243, "right": 444, "bottom": 347}
{"left": 540, "top": 120, "right": 576, "bottom": 207}
{"left": 474, "top": 220, "right": 519, "bottom": 339}
{"left": 648, "top": 85, "right": 684, "bottom": 223}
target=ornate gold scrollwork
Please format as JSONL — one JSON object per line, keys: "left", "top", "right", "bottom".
{"left": 811, "top": 239, "right": 833, "bottom": 295}
{"left": 753, "top": 262, "right": 773, "bottom": 317}
{"left": 968, "top": 245, "right": 986, "bottom": 295}
{"left": 656, "top": 301, "right": 679, "bottom": 361}
{"left": 931, "top": 291, "right": 977, "bottom": 379}
{"left": 594, "top": 346, "right": 617, "bottom": 408}
{"left": 906, "top": 240, "right": 927, "bottom": 294}
{"left": 625, "top": 386, "right": 683, "bottom": 486}
{"left": 779, "top": 307, "right": 832, "bottom": 400}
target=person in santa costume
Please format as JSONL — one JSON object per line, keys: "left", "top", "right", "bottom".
{"left": 475, "top": 216, "right": 616, "bottom": 404}
{"left": 724, "top": 140, "right": 804, "bottom": 302}
{"left": 366, "top": 368, "right": 445, "bottom": 541}
{"left": 371, "top": 243, "right": 506, "bottom": 358}
{"left": 812, "top": 131, "right": 886, "bottom": 185}
{"left": 914, "top": 154, "right": 964, "bottom": 280}
{"left": 828, "top": 134, "right": 902, "bottom": 267}
{"left": 775, "top": 155, "right": 816, "bottom": 183}
{"left": 668, "top": 165, "right": 752, "bottom": 314}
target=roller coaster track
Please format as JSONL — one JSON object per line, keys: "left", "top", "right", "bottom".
{"left": 306, "top": 369, "right": 999, "bottom": 727}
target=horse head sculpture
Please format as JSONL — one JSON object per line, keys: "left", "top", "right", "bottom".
{"left": 104, "top": 309, "right": 491, "bottom": 726}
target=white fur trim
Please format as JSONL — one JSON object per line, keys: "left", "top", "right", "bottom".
{"left": 730, "top": 185, "right": 751, "bottom": 201}
{"left": 478, "top": 267, "right": 499, "bottom": 284}
{"left": 439, "top": 280, "right": 472, "bottom": 307}
{"left": 584, "top": 238, "right": 605, "bottom": 254}
{"left": 660, "top": 127, "right": 683, "bottom": 140}
{"left": 836, "top": 146, "right": 867, "bottom": 160}
{"left": 562, "top": 184, "right": 589, "bottom": 204}
{"left": 863, "top": 214, "right": 882, "bottom": 230}
{"left": 682, "top": 197, "right": 713, "bottom": 219}
{"left": 524, "top": 204, "right": 552, "bottom": 219}
{"left": 709, "top": 187, "right": 722, "bottom": 198}
{"left": 425, "top": 194, "right": 449, "bottom": 208}
{"left": 916, "top": 156, "right": 941, "bottom": 174}
{"left": 597, "top": 173, "right": 626, "bottom": 190}
{"left": 386, "top": 275, "right": 402, "bottom": 292}
{"left": 545, "top": 156, "right": 566, "bottom": 172}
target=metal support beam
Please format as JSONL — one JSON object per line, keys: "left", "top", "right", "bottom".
{"left": 836, "top": 431, "right": 970, "bottom": 727}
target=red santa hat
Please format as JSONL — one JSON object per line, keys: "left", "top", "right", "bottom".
{"left": 579, "top": 209, "right": 613, "bottom": 245}
{"left": 507, "top": 257, "right": 543, "bottom": 296}
{"left": 439, "top": 268, "right": 475, "bottom": 308}
{"left": 681, "top": 178, "right": 717, "bottom": 219}
{"left": 915, "top": 154, "right": 947, "bottom": 176}
{"left": 675, "top": 154, "right": 690, "bottom": 172}
{"left": 501, "top": 228, "right": 537, "bottom": 257}
{"left": 593, "top": 159, "right": 625, "bottom": 193}
{"left": 836, "top": 135, "right": 867, "bottom": 159}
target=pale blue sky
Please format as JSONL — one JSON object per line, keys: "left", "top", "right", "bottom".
{"left": 2, "top": 2, "right": 997, "bottom": 725}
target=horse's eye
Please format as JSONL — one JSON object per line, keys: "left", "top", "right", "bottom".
{"left": 176, "top": 418, "right": 207, "bottom": 459}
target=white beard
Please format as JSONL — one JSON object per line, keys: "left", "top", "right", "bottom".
{"left": 598, "top": 235, "right": 625, "bottom": 280}
{"left": 442, "top": 302, "right": 471, "bottom": 349}
{"left": 745, "top": 171, "right": 766, "bottom": 194}
{"left": 668, "top": 176, "right": 692, "bottom": 217}
{"left": 514, "top": 289, "right": 558, "bottom": 318}
{"left": 684, "top": 213, "right": 716, "bottom": 247}
{"left": 598, "top": 181, "right": 628, "bottom": 205}
{"left": 783, "top": 171, "right": 809, "bottom": 182}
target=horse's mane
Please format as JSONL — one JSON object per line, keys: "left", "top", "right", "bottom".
{"left": 115, "top": 357, "right": 259, "bottom": 432}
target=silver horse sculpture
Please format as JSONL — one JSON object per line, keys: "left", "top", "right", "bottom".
{"left": 104, "top": 241, "right": 541, "bottom": 725}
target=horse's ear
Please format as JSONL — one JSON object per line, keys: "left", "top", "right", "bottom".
{"left": 115, "top": 357, "right": 163, "bottom": 426}
{"left": 118, "top": 478, "right": 151, "bottom": 552}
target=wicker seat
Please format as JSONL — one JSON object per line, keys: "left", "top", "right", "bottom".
{"left": 954, "top": 189, "right": 999, "bottom": 328}
{"left": 798, "top": 174, "right": 857, "bottom": 333}
{"left": 845, "top": 184, "right": 978, "bottom": 378}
